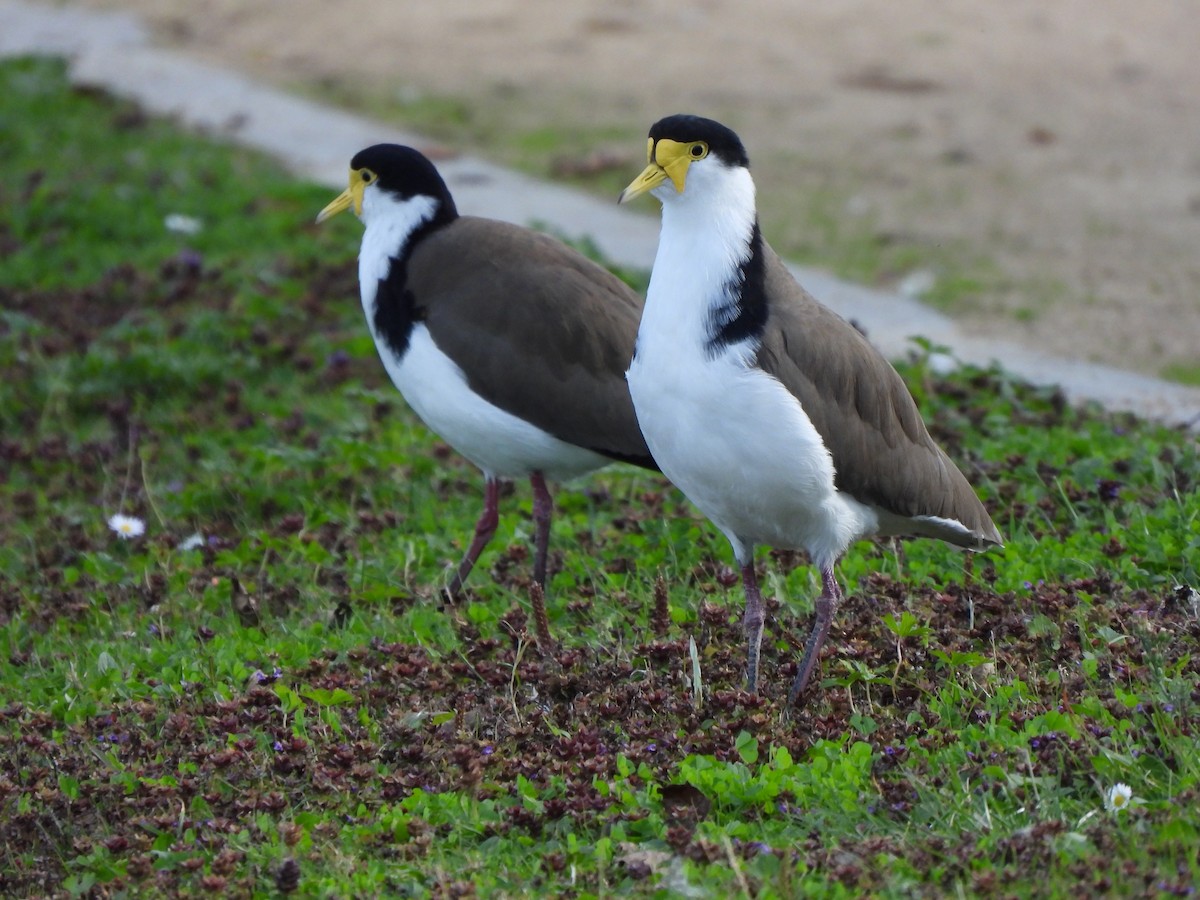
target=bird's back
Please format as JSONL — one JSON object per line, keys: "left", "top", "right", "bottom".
{"left": 407, "top": 218, "right": 656, "bottom": 469}
{"left": 754, "top": 243, "right": 1001, "bottom": 548}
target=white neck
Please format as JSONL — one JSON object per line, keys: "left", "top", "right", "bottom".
{"left": 640, "top": 164, "right": 759, "bottom": 355}
{"left": 357, "top": 191, "right": 439, "bottom": 319}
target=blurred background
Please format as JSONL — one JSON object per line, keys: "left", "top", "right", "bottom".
{"left": 63, "top": 0, "right": 1200, "bottom": 383}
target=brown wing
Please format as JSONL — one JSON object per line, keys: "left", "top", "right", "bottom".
{"left": 754, "top": 243, "right": 1000, "bottom": 546}
{"left": 406, "top": 216, "right": 656, "bottom": 470}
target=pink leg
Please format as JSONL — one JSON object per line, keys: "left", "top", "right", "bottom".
{"left": 787, "top": 564, "right": 842, "bottom": 706}
{"left": 741, "top": 562, "right": 766, "bottom": 693}
{"left": 444, "top": 477, "right": 501, "bottom": 602}
{"left": 529, "top": 472, "right": 552, "bottom": 590}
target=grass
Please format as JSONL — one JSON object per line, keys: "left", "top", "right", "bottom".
{"left": 2, "top": 55, "right": 1200, "bottom": 897}
{"left": 1160, "top": 363, "right": 1200, "bottom": 388}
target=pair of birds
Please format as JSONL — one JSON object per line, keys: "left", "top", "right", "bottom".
{"left": 317, "top": 115, "right": 1002, "bottom": 704}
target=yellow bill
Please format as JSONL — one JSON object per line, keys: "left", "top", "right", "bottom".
{"left": 618, "top": 139, "right": 693, "bottom": 204}
{"left": 316, "top": 170, "right": 367, "bottom": 223}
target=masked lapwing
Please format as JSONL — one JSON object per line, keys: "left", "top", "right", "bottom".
{"left": 319, "top": 144, "right": 655, "bottom": 601}
{"left": 620, "top": 115, "right": 1002, "bottom": 705}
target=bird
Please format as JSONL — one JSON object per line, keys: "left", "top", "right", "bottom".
{"left": 318, "top": 144, "right": 656, "bottom": 602}
{"left": 619, "top": 115, "right": 1002, "bottom": 705}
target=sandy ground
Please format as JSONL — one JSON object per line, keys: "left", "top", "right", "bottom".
{"left": 64, "top": 0, "right": 1200, "bottom": 380}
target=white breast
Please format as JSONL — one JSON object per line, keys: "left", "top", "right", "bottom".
{"left": 377, "top": 323, "right": 610, "bottom": 482}
{"left": 628, "top": 177, "right": 878, "bottom": 566}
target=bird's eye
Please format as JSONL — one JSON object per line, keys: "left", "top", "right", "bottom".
{"left": 361, "top": 170, "right": 373, "bottom": 183}
{"left": 690, "top": 142, "right": 708, "bottom": 159}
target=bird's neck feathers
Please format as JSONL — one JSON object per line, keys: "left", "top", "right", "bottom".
{"left": 359, "top": 191, "right": 442, "bottom": 277}
{"left": 357, "top": 190, "right": 454, "bottom": 363}
{"left": 656, "top": 163, "right": 757, "bottom": 271}
{"left": 646, "top": 165, "right": 766, "bottom": 360}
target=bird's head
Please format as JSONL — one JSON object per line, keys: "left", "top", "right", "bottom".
{"left": 619, "top": 115, "right": 750, "bottom": 205}
{"left": 316, "top": 144, "right": 458, "bottom": 226}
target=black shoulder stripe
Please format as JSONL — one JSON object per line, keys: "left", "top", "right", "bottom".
{"left": 372, "top": 259, "right": 421, "bottom": 359}
{"left": 368, "top": 215, "right": 449, "bottom": 359}
{"left": 705, "top": 222, "right": 768, "bottom": 356}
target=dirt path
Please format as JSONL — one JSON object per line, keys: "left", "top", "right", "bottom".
{"left": 67, "top": 0, "right": 1200, "bottom": 380}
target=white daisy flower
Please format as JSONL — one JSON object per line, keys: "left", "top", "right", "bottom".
{"left": 1105, "top": 782, "right": 1133, "bottom": 813}
{"left": 107, "top": 513, "right": 146, "bottom": 540}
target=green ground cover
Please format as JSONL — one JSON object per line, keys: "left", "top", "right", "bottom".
{"left": 2, "top": 56, "right": 1198, "bottom": 897}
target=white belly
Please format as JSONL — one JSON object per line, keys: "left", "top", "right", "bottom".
{"left": 378, "top": 324, "right": 610, "bottom": 481}
{"left": 627, "top": 350, "right": 877, "bottom": 565}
